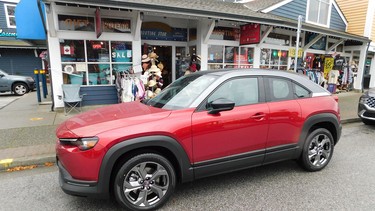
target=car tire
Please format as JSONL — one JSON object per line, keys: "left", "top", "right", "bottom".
{"left": 299, "top": 128, "right": 334, "bottom": 172}
{"left": 114, "top": 153, "right": 176, "bottom": 211}
{"left": 361, "top": 118, "right": 375, "bottom": 125}
{"left": 12, "top": 82, "right": 29, "bottom": 96}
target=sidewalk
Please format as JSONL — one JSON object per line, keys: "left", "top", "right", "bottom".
{"left": 0, "top": 88, "right": 364, "bottom": 171}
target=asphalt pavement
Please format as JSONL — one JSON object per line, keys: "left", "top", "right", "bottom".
{"left": 0, "top": 87, "right": 364, "bottom": 171}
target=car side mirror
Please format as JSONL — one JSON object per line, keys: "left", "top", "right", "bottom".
{"left": 208, "top": 98, "right": 235, "bottom": 114}
{"left": 0, "top": 74, "right": 4, "bottom": 78}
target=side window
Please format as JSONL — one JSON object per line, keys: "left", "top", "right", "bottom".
{"left": 268, "top": 77, "right": 293, "bottom": 101}
{"left": 207, "top": 77, "right": 259, "bottom": 107}
{"left": 293, "top": 83, "right": 311, "bottom": 98}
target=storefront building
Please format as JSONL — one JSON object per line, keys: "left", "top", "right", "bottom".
{"left": 0, "top": 0, "right": 45, "bottom": 77}
{"left": 37, "top": 0, "right": 371, "bottom": 109}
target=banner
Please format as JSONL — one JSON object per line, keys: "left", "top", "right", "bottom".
{"left": 324, "top": 57, "right": 334, "bottom": 79}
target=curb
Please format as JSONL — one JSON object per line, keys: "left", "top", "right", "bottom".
{"left": 341, "top": 118, "right": 361, "bottom": 124}
{"left": 0, "top": 154, "right": 56, "bottom": 172}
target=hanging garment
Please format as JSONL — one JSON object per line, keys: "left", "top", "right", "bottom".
{"left": 122, "top": 78, "right": 133, "bottom": 102}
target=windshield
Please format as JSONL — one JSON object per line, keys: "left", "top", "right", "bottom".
{"left": 146, "top": 74, "right": 217, "bottom": 110}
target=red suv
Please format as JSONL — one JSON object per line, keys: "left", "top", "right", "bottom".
{"left": 56, "top": 69, "right": 341, "bottom": 210}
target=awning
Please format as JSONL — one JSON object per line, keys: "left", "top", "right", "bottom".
{"left": 15, "top": 0, "right": 46, "bottom": 40}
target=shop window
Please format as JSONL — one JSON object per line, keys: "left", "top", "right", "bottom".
{"left": 208, "top": 45, "right": 254, "bottom": 70}
{"left": 60, "top": 40, "right": 85, "bottom": 62}
{"left": 111, "top": 41, "right": 133, "bottom": 73}
{"left": 260, "top": 48, "right": 288, "bottom": 70}
{"left": 4, "top": 4, "right": 16, "bottom": 28}
{"left": 307, "top": 0, "right": 330, "bottom": 26}
{"left": 61, "top": 40, "right": 132, "bottom": 86}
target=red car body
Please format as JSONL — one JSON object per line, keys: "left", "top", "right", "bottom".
{"left": 56, "top": 69, "right": 341, "bottom": 210}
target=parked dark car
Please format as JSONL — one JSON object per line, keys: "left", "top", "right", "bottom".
{"left": 56, "top": 69, "right": 342, "bottom": 211}
{"left": 0, "top": 69, "right": 35, "bottom": 96}
{"left": 358, "top": 88, "right": 375, "bottom": 124}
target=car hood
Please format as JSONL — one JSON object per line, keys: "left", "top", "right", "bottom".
{"left": 57, "top": 102, "right": 171, "bottom": 137}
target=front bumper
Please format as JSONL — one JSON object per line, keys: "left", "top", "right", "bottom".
{"left": 358, "top": 103, "right": 375, "bottom": 121}
{"left": 28, "top": 81, "right": 36, "bottom": 91}
{"left": 57, "top": 159, "right": 107, "bottom": 199}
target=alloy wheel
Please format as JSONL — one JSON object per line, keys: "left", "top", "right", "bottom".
{"left": 307, "top": 134, "right": 332, "bottom": 167}
{"left": 123, "top": 161, "right": 170, "bottom": 207}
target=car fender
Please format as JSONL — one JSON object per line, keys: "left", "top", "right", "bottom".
{"left": 97, "top": 135, "right": 194, "bottom": 197}
{"left": 296, "top": 113, "right": 342, "bottom": 156}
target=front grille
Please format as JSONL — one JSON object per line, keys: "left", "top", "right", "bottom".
{"left": 366, "top": 97, "right": 375, "bottom": 108}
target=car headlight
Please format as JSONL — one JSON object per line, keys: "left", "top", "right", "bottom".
{"left": 59, "top": 137, "right": 99, "bottom": 151}
{"left": 359, "top": 96, "right": 369, "bottom": 104}
{"left": 26, "top": 77, "right": 34, "bottom": 82}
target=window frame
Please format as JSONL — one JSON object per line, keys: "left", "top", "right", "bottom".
{"left": 306, "top": 0, "right": 332, "bottom": 28}
{"left": 4, "top": 4, "right": 17, "bottom": 28}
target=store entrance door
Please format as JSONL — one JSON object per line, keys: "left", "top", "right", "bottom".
{"left": 149, "top": 45, "right": 172, "bottom": 87}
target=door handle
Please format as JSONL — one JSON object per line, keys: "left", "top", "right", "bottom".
{"left": 251, "top": 113, "right": 265, "bottom": 121}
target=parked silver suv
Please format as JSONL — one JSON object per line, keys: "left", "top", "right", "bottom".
{"left": 358, "top": 88, "right": 375, "bottom": 125}
{"left": 0, "top": 69, "right": 35, "bottom": 96}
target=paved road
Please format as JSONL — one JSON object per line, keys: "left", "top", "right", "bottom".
{"left": 0, "top": 122, "right": 374, "bottom": 211}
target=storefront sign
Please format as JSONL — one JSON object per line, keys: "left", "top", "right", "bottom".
{"left": 141, "top": 28, "right": 187, "bottom": 41}
{"left": 95, "top": 8, "right": 102, "bottom": 38}
{"left": 210, "top": 27, "right": 240, "bottom": 41}
{"left": 0, "top": 29, "right": 16, "bottom": 37}
{"left": 58, "top": 15, "right": 95, "bottom": 31}
{"left": 240, "top": 23, "right": 260, "bottom": 45}
{"left": 288, "top": 48, "right": 303, "bottom": 58}
{"left": 102, "top": 18, "right": 131, "bottom": 33}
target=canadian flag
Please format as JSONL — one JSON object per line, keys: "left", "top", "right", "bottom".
{"left": 63, "top": 45, "right": 71, "bottom": 55}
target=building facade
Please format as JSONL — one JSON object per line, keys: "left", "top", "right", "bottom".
{"left": 38, "top": 0, "right": 370, "bottom": 109}
{"left": 336, "top": 0, "right": 375, "bottom": 88}
{"left": 0, "top": 0, "right": 45, "bottom": 77}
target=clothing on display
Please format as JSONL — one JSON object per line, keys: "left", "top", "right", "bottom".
{"left": 115, "top": 72, "right": 145, "bottom": 103}
{"left": 328, "top": 69, "right": 340, "bottom": 84}
{"left": 333, "top": 55, "right": 346, "bottom": 70}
